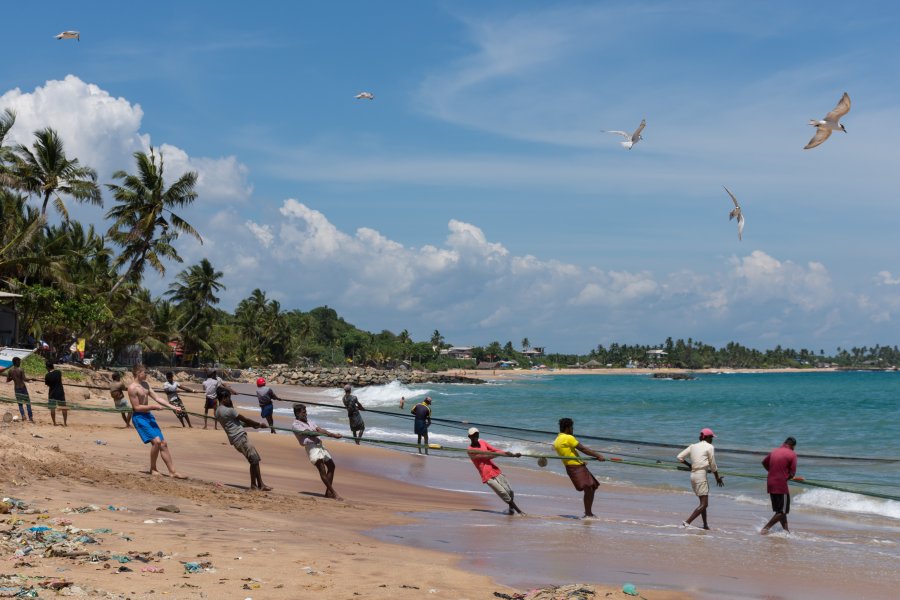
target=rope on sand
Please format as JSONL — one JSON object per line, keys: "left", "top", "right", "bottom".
{"left": 2, "top": 394, "right": 899, "bottom": 502}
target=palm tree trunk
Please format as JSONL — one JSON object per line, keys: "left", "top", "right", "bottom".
{"left": 41, "top": 191, "right": 51, "bottom": 218}
{"left": 108, "top": 253, "right": 145, "bottom": 296}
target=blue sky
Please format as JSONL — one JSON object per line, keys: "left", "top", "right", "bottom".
{"left": 2, "top": 1, "right": 899, "bottom": 353}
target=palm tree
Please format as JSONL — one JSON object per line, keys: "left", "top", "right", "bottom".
{"left": 11, "top": 127, "right": 101, "bottom": 220}
{"left": 521, "top": 337, "right": 530, "bottom": 351}
{"left": 166, "top": 258, "right": 224, "bottom": 332}
{"left": 105, "top": 148, "right": 201, "bottom": 295}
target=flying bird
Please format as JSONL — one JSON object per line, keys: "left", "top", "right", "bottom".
{"left": 804, "top": 92, "right": 850, "bottom": 149}
{"left": 724, "top": 186, "right": 744, "bottom": 241}
{"left": 602, "top": 119, "right": 646, "bottom": 149}
{"left": 55, "top": 31, "right": 80, "bottom": 41}
{"left": 355, "top": 92, "right": 374, "bottom": 100}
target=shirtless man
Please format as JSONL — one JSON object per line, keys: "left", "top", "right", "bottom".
{"left": 127, "top": 363, "right": 187, "bottom": 479}
{"left": 109, "top": 372, "right": 132, "bottom": 428}
{"left": 4, "top": 357, "right": 34, "bottom": 422}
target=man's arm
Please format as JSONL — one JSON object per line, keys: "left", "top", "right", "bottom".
{"left": 485, "top": 442, "right": 520, "bottom": 458}
{"left": 177, "top": 383, "right": 195, "bottom": 393}
{"left": 314, "top": 425, "right": 342, "bottom": 439}
{"left": 761, "top": 453, "right": 771, "bottom": 471}
{"left": 676, "top": 446, "right": 690, "bottom": 465}
{"left": 147, "top": 386, "right": 182, "bottom": 412}
{"left": 788, "top": 455, "right": 797, "bottom": 479}
{"left": 708, "top": 447, "right": 724, "bottom": 487}
{"left": 575, "top": 442, "right": 606, "bottom": 461}
{"left": 237, "top": 414, "right": 265, "bottom": 429}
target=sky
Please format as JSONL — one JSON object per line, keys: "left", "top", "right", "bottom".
{"left": 2, "top": 0, "right": 899, "bottom": 354}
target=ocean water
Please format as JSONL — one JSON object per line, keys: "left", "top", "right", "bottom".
{"left": 237, "top": 372, "right": 900, "bottom": 597}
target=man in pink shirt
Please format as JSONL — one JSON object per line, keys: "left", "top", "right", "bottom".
{"left": 761, "top": 436, "right": 798, "bottom": 535}
{"left": 467, "top": 428, "right": 524, "bottom": 515}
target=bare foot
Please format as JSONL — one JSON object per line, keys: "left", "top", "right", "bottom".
{"left": 150, "top": 469, "right": 163, "bottom": 477}
{"left": 760, "top": 528, "right": 770, "bottom": 535}
{"left": 252, "top": 485, "right": 273, "bottom": 492}
{"left": 701, "top": 525, "right": 711, "bottom": 530}
{"left": 171, "top": 472, "right": 187, "bottom": 480}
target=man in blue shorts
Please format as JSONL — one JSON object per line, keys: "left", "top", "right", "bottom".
{"left": 127, "top": 364, "right": 187, "bottom": 479}
{"left": 255, "top": 377, "right": 280, "bottom": 434}
{"left": 411, "top": 396, "right": 432, "bottom": 454}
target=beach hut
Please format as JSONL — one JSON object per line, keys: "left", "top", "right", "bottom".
{"left": 582, "top": 359, "right": 603, "bottom": 369}
{"left": 0, "top": 292, "right": 22, "bottom": 347}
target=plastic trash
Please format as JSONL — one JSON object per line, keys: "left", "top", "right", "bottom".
{"left": 184, "top": 562, "right": 202, "bottom": 573}
{"left": 28, "top": 526, "right": 52, "bottom": 532}
{"left": 94, "top": 440, "right": 107, "bottom": 445}
{"left": 622, "top": 583, "right": 639, "bottom": 596}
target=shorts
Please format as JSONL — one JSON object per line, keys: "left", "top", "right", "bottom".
{"left": 47, "top": 397, "right": 67, "bottom": 408}
{"left": 115, "top": 397, "right": 130, "bottom": 411}
{"left": 565, "top": 464, "right": 600, "bottom": 492}
{"left": 414, "top": 419, "right": 429, "bottom": 435}
{"left": 690, "top": 471, "right": 709, "bottom": 496}
{"left": 232, "top": 435, "right": 261, "bottom": 465}
{"left": 260, "top": 404, "right": 274, "bottom": 419}
{"left": 485, "top": 474, "right": 513, "bottom": 503}
{"left": 204, "top": 396, "right": 217, "bottom": 410}
{"left": 770, "top": 493, "right": 791, "bottom": 514}
{"left": 132, "top": 412, "right": 164, "bottom": 444}
{"left": 305, "top": 445, "right": 332, "bottom": 464}
{"left": 348, "top": 413, "right": 364, "bottom": 431}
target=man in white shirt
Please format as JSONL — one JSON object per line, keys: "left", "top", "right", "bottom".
{"left": 291, "top": 403, "right": 343, "bottom": 500}
{"left": 676, "top": 427, "right": 724, "bottom": 529}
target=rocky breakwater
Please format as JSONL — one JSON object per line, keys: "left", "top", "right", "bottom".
{"left": 253, "top": 366, "right": 485, "bottom": 388}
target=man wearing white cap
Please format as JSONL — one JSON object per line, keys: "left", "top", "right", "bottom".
{"left": 677, "top": 427, "right": 725, "bottom": 529}
{"left": 467, "top": 428, "right": 524, "bottom": 515}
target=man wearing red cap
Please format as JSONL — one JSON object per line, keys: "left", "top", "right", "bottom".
{"left": 255, "top": 377, "right": 281, "bottom": 434}
{"left": 677, "top": 428, "right": 724, "bottom": 529}
{"left": 467, "top": 427, "right": 524, "bottom": 515}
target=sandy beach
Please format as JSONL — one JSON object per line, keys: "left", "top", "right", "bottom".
{"left": 2, "top": 372, "right": 898, "bottom": 599}
{"left": 0, "top": 374, "right": 690, "bottom": 600}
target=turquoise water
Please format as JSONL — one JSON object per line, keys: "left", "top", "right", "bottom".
{"left": 241, "top": 371, "right": 900, "bottom": 597}
{"left": 253, "top": 371, "right": 900, "bottom": 517}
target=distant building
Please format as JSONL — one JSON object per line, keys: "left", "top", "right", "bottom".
{"left": 0, "top": 292, "right": 22, "bottom": 347}
{"left": 521, "top": 346, "right": 545, "bottom": 357}
{"left": 441, "top": 346, "right": 474, "bottom": 359}
{"left": 476, "top": 361, "right": 499, "bottom": 370}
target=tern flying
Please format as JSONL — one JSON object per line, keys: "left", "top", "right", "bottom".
{"left": 724, "top": 186, "right": 744, "bottom": 241}
{"left": 602, "top": 119, "right": 646, "bottom": 149}
{"left": 804, "top": 92, "right": 850, "bottom": 149}
{"left": 355, "top": 92, "right": 374, "bottom": 100}
{"left": 55, "top": 31, "right": 80, "bottom": 41}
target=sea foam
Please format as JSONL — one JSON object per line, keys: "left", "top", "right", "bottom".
{"left": 794, "top": 488, "right": 900, "bottom": 520}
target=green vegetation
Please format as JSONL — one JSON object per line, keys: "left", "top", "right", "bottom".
{"left": 1, "top": 114, "right": 897, "bottom": 371}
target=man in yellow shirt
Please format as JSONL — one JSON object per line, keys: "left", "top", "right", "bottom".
{"left": 553, "top": 417, "right": 606, "bottom": 519}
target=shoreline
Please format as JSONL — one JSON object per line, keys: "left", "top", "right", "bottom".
{"left": 0, "top": 378, "right": 692, "bottom": 600}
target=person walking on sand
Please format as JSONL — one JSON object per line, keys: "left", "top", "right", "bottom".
{"left": 163, "top": 371, "right": 194, "bottom": 428}
{"left": 467, "top": 427, "right": 524, "bottom": 515}
{"left": 411, "top": 396, "right": 432, "bottom": 454}
{"left": 761, "top": 436, "right": 798, "bottom": 535}
{"left": 127, "top": 363, "right": 187, "bottom": 479}
{"left": 255, "top": 377, "right": 280, "bottom": 434}
{"left": 43, "top": 361, "right": 68, "bottom": 426}
{"left": 677, "top": 427, "right": 725, "bottom": 530}
{"left": 202, "top": 370, "right": 235, "bottom": 430}
{"left": 341, "top": 384, "right": 366, "bottom": 445}
{"left": 291, "top": 403, "right": 342, "bottom": 499}
{"left": 553, "top": 417, "right": 606, "bottom": 519}
{"left": 4, "top": 357, "right": 34, "bottom": 422}
{"left": 215, "top": 388, "right": 272, "bottom": 491}
{"left": 109, "top": 372, "right": 132, "bottom": 428}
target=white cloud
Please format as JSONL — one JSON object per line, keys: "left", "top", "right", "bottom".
{"left": 0, "top": 76, "right": 251, "bottom": 206}
{"left": 876, "top": 271, "right": 900, "bottom": 285}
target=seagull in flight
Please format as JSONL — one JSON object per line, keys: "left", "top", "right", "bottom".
{"left": 724, "top": 186, "right": 744, "bottom": 241}
{"left": 804, "top": 92, "right": 850, "bottom": 149}
{"left": 55, "top": 31, "right": 80, "bottom": 41}
{"left": 355, "top": 92, "right": 374, "bottom": 100}
{"left": 602, "top": 119, "right": 646, "bottom": 149}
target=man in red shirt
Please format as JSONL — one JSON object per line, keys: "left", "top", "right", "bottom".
{"left": 467, "top": 428, "right": 525, "bottom": 515}
{"left": 761, "top": 437, "right": 798, "bottom": 535}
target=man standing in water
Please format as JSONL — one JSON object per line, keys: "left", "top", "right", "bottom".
{"left": 255, "top": 377, "right": 280, "bottom": 434}
{"left": 467, "top": 427, "right": 524, "bottom": 515}
{"left": 4, "top": 357, "right": 33, "bottom": 422}
{"left": 216, "top": 388, "right": 271, "bottom": 491}
{"left": 553, "top": 417, "right": 606, "bottom": 519}
{"left": 128, "top": 364, "right": 187, "bottom": 479}
{"left": 291, "top": 403, "right": 342, "bottom": 499}
{"left": 341, "top": 384, "right": 366, "bottom": 445}
{"left": 109, "top": 372, "right": 132, "bottom": 428}
{"left": 761, "top": 436, "right": 798, "bottom": 535}
{"left": 44, "top": 361, "right": 68, "bottom": 426}
{"left": 411, "top": 396, "right": 432, "bottom": 454}
{"left": 677, "top": 427, "right": 725, "bottom": 529}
